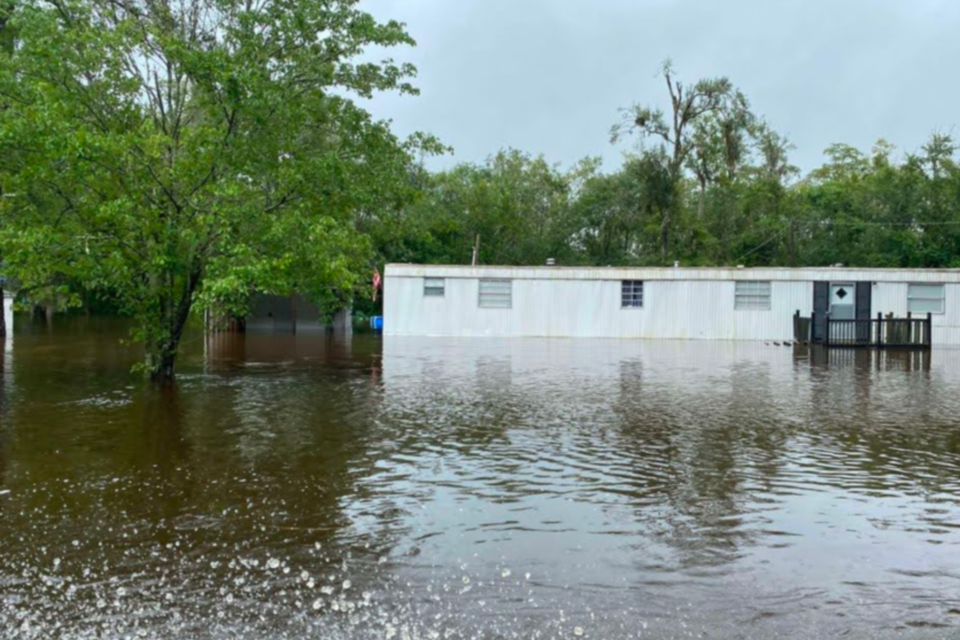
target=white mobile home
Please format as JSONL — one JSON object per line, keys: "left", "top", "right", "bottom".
{"left": 383, "top": 264, "right": 960, "bottom": 346}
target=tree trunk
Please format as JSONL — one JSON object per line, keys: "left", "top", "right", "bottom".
{"left": 147, "top": 264, "right": 202, "bottom": 381}
{"left": 148, "top": 328, "right": 186, "bottom": 382}
{"left": 150, "top": 349, "right": 177, "bottom": 381}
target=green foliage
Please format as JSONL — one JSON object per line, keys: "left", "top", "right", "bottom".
{"left": 0, "top": 0, "right": 427, "bottom": 377}
{"left": 367, "top": 149, "right": 582, "bottom": 267}
{"left": 571, "top": 151, "right": 674, "bottom": 265}
{"left": 612, "top": 60, "right": 749, "bottom": 259}
{"left": 382, "top": 131, "right": 960, "bottom": 273}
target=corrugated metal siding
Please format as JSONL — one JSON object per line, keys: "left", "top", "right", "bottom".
{"left": 941, "top": 285, "right": 960, "bottom": 344}
{"left": 873, "top": 282, "right": 909, "bottom": 318}
{"left": 386, "top": 276, "right": 814, "bottom": 341}
{"left": 383, "top": 266, "right": 960, "bottom": 344}
{"left": 873, "top": 282, "right": 960, "bottom": 345}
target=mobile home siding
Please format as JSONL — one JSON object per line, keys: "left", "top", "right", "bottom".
{"left": 384, "top": 265, "right": 960, "bottom": 345}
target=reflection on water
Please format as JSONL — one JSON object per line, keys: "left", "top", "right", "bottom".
{"left": 1, "top": 319, "right": 960, "bottom": 639}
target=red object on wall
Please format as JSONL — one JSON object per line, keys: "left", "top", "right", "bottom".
{"left": 372, "top": 268, "right": 382, "bottom": 301}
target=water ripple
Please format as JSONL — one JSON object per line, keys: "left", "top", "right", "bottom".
{"left": 2, "top": 329, "right": 960, "bottom": 638}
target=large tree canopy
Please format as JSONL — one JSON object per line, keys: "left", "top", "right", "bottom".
{"left": 0, "top": 0, "right": 431, "bottom": 377}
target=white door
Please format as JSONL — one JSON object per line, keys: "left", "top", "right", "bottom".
{"left": 830, "top": 283, "right": 855, "bottom": 320}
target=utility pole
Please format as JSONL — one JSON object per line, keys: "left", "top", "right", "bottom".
{"left": 789, "top": 219, "right": 797, "bottom": 268}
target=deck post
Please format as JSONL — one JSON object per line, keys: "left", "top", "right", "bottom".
{"left": 794, "top": 310, "right": 800, "bottom": 342}
{"left": 876, "top": 312, "right": 882, "bottom": 348}
{"left": 907, "top": 311, "right": 913, "bottom": 345}
{"left": 824, "top": 313, "right": 830, "bottom": 347}
{"left": 927, "top": 312, "right": 933, "bottom": 348}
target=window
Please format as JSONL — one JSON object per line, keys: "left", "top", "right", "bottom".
{"left": 735, "top": 281, "right": 772, "bottom": 310}
{"left": 621, "top": 280, "right": 643, "bottom": 308}
{"left": 424, "top": 277, "right": 445, "bottom": 297}
{"left": 479, "top": 279, "right": 512, "bottom": 308}
{"left": 908, "top": 284, "right": 944, "bottom": 314}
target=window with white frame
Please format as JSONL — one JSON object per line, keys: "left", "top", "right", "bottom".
{"left": 907, "top": 283, "right": 944, "bottom": 314}
{"left": 424, "top": 277, "right": 445, "bottom": 297}
{"left": 735, "top": 281, "right": 772, "bottom": 310}
{"left": 621, "top": 280, "right": 643, "bottom": 308}
{"left": 478, "top": 279, "right": 512, "bottom": 308}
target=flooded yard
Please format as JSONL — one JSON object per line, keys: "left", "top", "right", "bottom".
{"left": 2, "top": 320, "right": 960, "bottom": 639}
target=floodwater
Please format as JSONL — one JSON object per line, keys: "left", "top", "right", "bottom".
{"left": 2, "top": 319, "right": 960, "bottom": 640}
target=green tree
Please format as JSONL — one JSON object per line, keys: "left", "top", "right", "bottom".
{"left": 793, "top": 135, "right": 960, "bottom": 269}
{"left": 572, "top": 151, "right": 673, "bottom": 265}
{"left": 612, "top": 60, "right": 744, "bottom": 261}
{"left": 0, "top": 0, "right": 428, "bottom": 378}
{"left": 378, "top": 149, "right": 580, "bottom": 267}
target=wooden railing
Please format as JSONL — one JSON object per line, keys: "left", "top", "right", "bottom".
{"left": 794, "top": 311, "right": 933, "bottom": 349}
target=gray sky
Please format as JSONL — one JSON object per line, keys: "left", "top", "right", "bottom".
{"left": 362, "top": 0, "right": 960, "bottom": 174}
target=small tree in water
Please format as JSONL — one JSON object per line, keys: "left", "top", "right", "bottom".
{"left": 0, "top": 0, "right": 432, "bottom": 378}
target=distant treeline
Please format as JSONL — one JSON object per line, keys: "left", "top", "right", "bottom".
{"left": 369, "top": 63, "right": 960, "bottom": 273}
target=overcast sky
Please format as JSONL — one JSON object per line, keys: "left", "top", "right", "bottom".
{"left": 361, "top": 0, "right": 959, "bottom": 175}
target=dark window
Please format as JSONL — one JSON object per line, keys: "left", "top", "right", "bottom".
{"left": 621, "top": 280, "right": 643, "bottom": 308}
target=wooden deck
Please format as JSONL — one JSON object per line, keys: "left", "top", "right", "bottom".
{"left": 794, "top": 311, "right": 933, "bottom": 349}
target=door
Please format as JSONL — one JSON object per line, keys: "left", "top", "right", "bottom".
{"left": 829, "top": 283, "right": 855, "bottom": 343}
{"left": 829, "top": 283, "right": 856, "bottom": 319}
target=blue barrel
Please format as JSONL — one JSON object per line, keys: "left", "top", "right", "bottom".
{"left": 370, "top": 315, "right": 383, "bottom": 332}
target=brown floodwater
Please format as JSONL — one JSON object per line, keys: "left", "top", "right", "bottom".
{"left": 2, "top": 318, "right": 960, "bottom": 639}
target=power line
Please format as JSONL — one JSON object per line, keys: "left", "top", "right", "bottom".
{"left": 798, "top": 219, "right": 960, "bottom": 227}
{"left": 734, "top": 218, "right": 960, "bottom": 264}
{"left": 734, "top": 228, "right": 787, "bottom": 264}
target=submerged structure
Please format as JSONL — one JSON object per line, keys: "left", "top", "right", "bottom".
{"left": 383, "top": 264, "right": 960, "bottom": 347}
{"left": 245, "top": 293, "right": 350, "bottom": 333}
{"left": 205, "top": 293, "right": 351, "bottom": 333}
